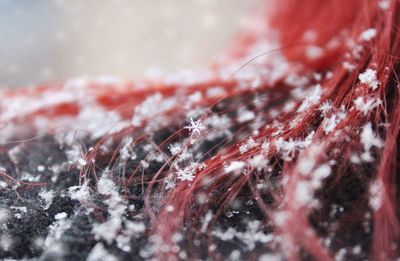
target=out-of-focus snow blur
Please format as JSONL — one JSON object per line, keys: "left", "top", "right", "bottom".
{"left": 0, "top": 0, "right": 256, "bottom": 88}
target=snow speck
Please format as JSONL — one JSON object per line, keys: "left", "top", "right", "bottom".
{"left": 54, "top": 212, "right": 67, "bottom": 220}
{"left": 359, "top": 28, "right": 377, "bottom": 42}
{"left": 358, "top": 69, "right": 379, "bottom": 90}
{"left": 369, "top": 180, "right": 383, "bottom": 211}
{"left": 184, "top": 117, "right": 206, "bottom": 137}
{"left": 224, "top": 161, "right": 246, "bottom": 174}
{"left": 360, "top": 122, "right": 383, "bottom": 161}
{"left": 354, "top": 97, "right": 381, "bottom": 115}
{"left": 39, "top": 189, "right": 54, "bottom": 210}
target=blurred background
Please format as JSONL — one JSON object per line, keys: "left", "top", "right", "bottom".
{"left": 0, "top": 0, "right": 256, "bottom": 88}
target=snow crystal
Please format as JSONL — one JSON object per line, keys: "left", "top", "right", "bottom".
{"left": 359, "top": 28, "right": 377, "bottom": 42}
{"left": 39, "top": 189, "right": 54, "bottom": 210}
{"left": 176, "top": 167, "right": 196, "bottom": 182}
{"left": 224, "top": 161, "right": 246, "bottom": 174}
{"left": 184, "top": 117, "right": 206, "bottom": 137}
{"left": 168, "top": 143, "right": 181, "bottom": 156}
{"left": 322, "top": 108, "right": 346, "bottom": 134}
{"left": 360, "top": 122, "right": 383, "bottom": 161}
{"left": 319, "top": 101, "right": 333, "bottom": 115}
{"left": 239, "top": 137, "right": 258, "bottom": 154}
{"left": 358, "top": 69, "right": 379, "bottom": 90}
{"left": 297, "top": 84, "right": 322, "bottom": 112}
{"left": 354, "top": 97, "right": 381, "bottom": 115}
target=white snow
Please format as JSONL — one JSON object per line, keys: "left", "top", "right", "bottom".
{"left": 359, "top": 69, "right": 379, "bottom": 90}
{"left": 359, "top": 28, "right": 377, "bottom": 42}
{"left": 360, "top": 122, "right": 383, "bottom": 161}
{"left": 39, "top": 189, "right": 54, "bottom": 210}
{"left": 354, "top": 97, "right": 381, "bottom": 115}
{"left": 224, "top": 161, "right": 246, "bottom": 174}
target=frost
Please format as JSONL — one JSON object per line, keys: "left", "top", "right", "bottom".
{"left": 358, "top": 69, "right": 379, "bottom": 90}
{"left": 354, "top": 97, "right": 381, "bottom": 115}
{"left": 359, "top": 28, "right": 377, "bottom": 42}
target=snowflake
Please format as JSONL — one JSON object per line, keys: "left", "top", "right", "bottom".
{"left": 358, "top": 69, "right": 379, "bottom": 90}
{"left": 239, "top": 137, "right": 258, "bottom": 154}
{"left": 184, "top": 118, "right": 206, "bottom": 137}
{"left": 297, "top": 84, "right": 322, "bottom": 112}
{"left": 176, "top": 167, "right": 196, "bottom": 182}
{"left": 319, "top": 100, "right": 333, "bottom": 115}
{"left": 224, "top": 161, "right": 246, "bottom": 174}
{"left": 360, "top": 122, "right": 383, "bottom": 161}
{"left": 359, "top": 28, "right": 377, "bottom": 42}
{"left": 168, "top": 143, "right": 181, "bottom": 156}
{"left": 354, "top": 97, "right": 381, "bottom": 115}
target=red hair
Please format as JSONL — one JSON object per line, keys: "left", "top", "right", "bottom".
{"left": 0, "top": 0, "right": 399, "bottom": 260}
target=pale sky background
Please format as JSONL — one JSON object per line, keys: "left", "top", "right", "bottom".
{"left": 0, "top": 0, "right": 257, "bottom": 88}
